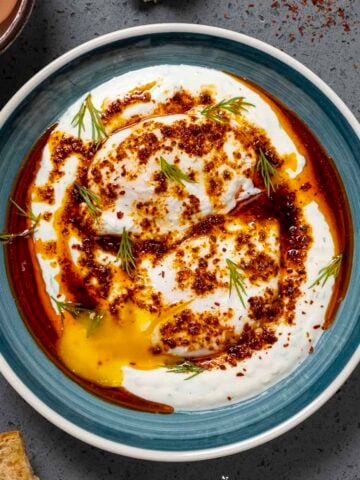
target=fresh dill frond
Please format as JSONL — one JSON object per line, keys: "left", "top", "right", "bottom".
{"left": 86, "top": 311, "right": 104, "bottom": 337}
{"left": 71, "top": 98, "right": 87, "bottom": 139}
{"left": 75, "top": 183, "right": 101, "bottom": 224}
{"left": 163, "top": 361, "right": 205, "bottom": 380}
{"left": 201, "top": 96, "right": 254, "bottom": 123}
{"left": 309, "top": 254, "right": 343, "bottom": 289}
{"left": 256, "top": 149, "right": 278, "bottom": 196}
{"left": 10, "top": 199, "right": 39, "bottom": 224}
{"left": 226, "top": 258, "right": 247, "bottom": 308}
{"left": 160, "top": 156, "right": 196, "bottom": 186}
{"left": 85, "top": 95, "right": 107, "bottom": 144}
{"left": 50, "top": 297, "right": 87, "bottom": 319}
{"left": 0, "top": 200, "right": 40, "bottom": 243}
{"left": 116, "top": 227, "right": 136, "bottom": 276}
{"left": 0, "top": 226, "right": 37, "bottom": 242}
{"left": 51, "top": 296, "right": 103, "bottom": 336}
{"left": 71, "top": 94, "right": 107, "bottom": 144}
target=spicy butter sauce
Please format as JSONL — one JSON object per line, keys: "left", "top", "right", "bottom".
{"left": 5, "top": 75, "right": 352, "bottom": 413}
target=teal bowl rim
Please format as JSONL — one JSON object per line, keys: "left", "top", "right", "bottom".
{"left": 0, "top": 24, "right": 359, "bottom": 462}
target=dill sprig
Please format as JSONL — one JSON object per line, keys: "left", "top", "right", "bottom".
{"left": 51, "top": 296, "right": 103, "bottom": 336}
{"left": 71, "top": 94, "right": 107, "bottom": 144}
{"left": 309, "top": 254, "right": 343, "bottom": 289}
{"left": 75, "top": 184, "right": 101, "bottom": 224}
{"left": 71, "top": 98, "right": 86, "bottom": 139}
{"left": 201, "top": 96, "right": 254, "bottom": 123}
{"left": 163, "top": 361, "right": 205, "bottom": 380}
{"left": 0, "top": 199, "right": 40, "bottom": 243}
{"left": 11, "top": 199, "right": 39, "bottom": 223}
{"left": 116, "top": 227, "right": 136, "bottom": 276}
{"left": 86, "top": 311, "right": 104, "bottom": 337}
{"left": 0, "top": 226, "right": 38, "bottom": 243}
{"left": 51, "top": 297, "right": 87, "bottom": 319}
{"left": 256, "top": 149, "right": 278, "bottom": 196}
{"left": 86, "top": 95, "right": 107, "bottom": 144}
{"left": 160, "top": 156, "right": 196, "bottom": 186}
{"left": 226, "top": 258, "right": 247, "bottom": 308}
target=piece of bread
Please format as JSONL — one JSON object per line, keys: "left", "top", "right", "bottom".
{"left": 0, "top": 431, "right": 38, "bottom": 480}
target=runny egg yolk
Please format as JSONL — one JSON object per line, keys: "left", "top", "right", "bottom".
{"left": 58, "top": 302, "right": 187, "bottom": 386}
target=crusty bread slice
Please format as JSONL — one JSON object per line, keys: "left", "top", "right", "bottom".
{"left": 0, "top": 431, "right": 38, "bottom": 480}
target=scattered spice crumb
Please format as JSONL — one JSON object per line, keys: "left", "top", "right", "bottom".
{"left": 270, "top": 0, "right": 353, "bottom": 42}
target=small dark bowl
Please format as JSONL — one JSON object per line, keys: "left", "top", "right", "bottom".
{"left": 0, "top": 0, "right": 34, "bottom": 54}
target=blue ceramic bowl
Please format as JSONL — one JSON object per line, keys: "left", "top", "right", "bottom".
{"left": 0, "top": 24, "right": 359, "bottom": 461}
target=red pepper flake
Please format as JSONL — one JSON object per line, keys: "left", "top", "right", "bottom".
{"left": 269, "top": 0, "right": 351, "bottom": 43}
{"left": 309, "top": 346, "right": 314, "bottom": 353}
{"left": 236, "top": 372, "right": 244, "bottom": 377}
{"left": 313, "top": 324, "right": 321, "bottom": 329}
{"left": 322, "top": 16, "right": 335, "bottom": 28}
{"left": 300, "top": 182, "right": 311, "bottom": 191}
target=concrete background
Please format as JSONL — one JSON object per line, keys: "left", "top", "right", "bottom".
{"left": 0, "top": 1, "right": 359, "bottom": 479}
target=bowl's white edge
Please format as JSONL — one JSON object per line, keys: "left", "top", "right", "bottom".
{"left": 0, "top": 23, "right": 359, "bottom": 462}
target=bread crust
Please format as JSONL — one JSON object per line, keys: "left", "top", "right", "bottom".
{"left": 0, "top": 431, "right": 38, "bottom": 480}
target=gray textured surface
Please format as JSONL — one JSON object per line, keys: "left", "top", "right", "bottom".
{"left": 0, "top": 1, "right": 359, "bottom": 478}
